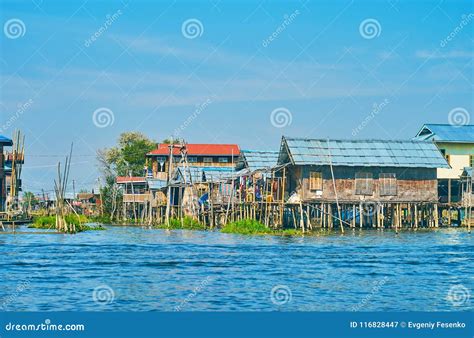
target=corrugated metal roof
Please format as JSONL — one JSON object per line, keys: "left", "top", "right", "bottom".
{"left": 237, "top": 150, "right": 279, "bottom": 171}
{"left": 147, "top": 178, "right": 167, "bottom": 190}
{"left": 173, "top": 166, "right": 236, "bottom": 184}
{"left": 414, "top": 124, "right": 474, "bottom": 143}
{"left": 0, "top": 135, "right": 13, "bottom": 146}
{"left": 462, "top": 167, "right": 474, "bottom": 178}
{"left": 281, "top": 137, "right": 449, "bottom": 168}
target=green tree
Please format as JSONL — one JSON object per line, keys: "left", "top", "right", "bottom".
{"left": 22, "top": 191, "right": 39, "bottom": 210}
{"left": 98, "top": 132, "right": 156, "bottom": 177}
{"left": 96, "top": 132, "right": 155, "bottom": 220}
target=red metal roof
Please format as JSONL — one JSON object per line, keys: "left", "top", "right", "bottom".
{"left": 148, "top": 144, "right": 240, "bottom": 156}
{"left": 116, "top": 177, "right": 147, "bottom": 184}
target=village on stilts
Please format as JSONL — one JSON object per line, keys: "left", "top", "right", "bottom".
{"left": 0, "top": 123, "right": 473, "bottom": 234}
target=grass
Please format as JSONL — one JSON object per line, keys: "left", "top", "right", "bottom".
{"left": 156, "top": 217, "right": 207, "bottom": 230}
{"left": 89, "top": 215, "right": 112, "bottom": 224}
{"left": 221, "top": 219, "right": 304, "bottom": 236}
{"left": 29, "top": 215, "right": 106, "bottom": 232}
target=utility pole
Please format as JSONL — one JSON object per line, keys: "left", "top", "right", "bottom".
{"left": 72, "top": 180, "right": 76, "bottom": 200}
{"left": 97, "top": 177, "right": 104, "bottom": 217}
{"left": 165, "top": 140, "right": 176, "bottom": 227}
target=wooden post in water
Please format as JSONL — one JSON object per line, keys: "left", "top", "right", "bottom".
{"left": 279, "top": 167, "right": 286, "bottom": 228}
{"left": 352, "top": 205, "right": 356, "bottom": 228}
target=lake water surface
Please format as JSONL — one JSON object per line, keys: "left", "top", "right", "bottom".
{"left": 0, "top": 226, "right": 472, "bottom": 312}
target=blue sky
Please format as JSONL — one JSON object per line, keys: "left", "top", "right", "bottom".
{"left": 1, "top": 0, "right": 473, "bottom": 194}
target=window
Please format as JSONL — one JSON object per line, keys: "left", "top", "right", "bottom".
{"left": 355, "top": 172, "right": 373, "bottom": 195}
{"left": 379, "top": 173, "right": 397, "bottom": 196}
{"left": 309, "top": 172, "right": 323, "bottom": 191}
{"left": 218, "top": 157, "right": 229, "bottom": 163}
{"left": 203, "top": 157, "right": 213, "bottom": 163}
{"left": 188, "top": 156, "right": 197, "bottom": 163}
{"left": 470, "top": 155, "right": 474, "bottom": 168}
{"left": 439, "top": 149, "right": 450, "bottom": 164}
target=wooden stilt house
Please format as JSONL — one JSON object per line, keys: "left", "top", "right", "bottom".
{"left": 277, "top": 137, "right": 450, "bottom": 229}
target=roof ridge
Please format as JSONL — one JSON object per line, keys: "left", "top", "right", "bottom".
{"left": 283, "top": 137, "right": 433, "bottom": 143}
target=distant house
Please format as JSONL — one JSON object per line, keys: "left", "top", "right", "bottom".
{"left": 277, "top": 137, "right": 449, "bottom": 228}
{"left": 414, "top": 124, "right": 474, "bottom": 204}
{"left": 76, "top": 192, "right": 101, "bottom": 216}
{"left": 0, "top": 135, "right": 13, "bottom": 211}
{"left": 235, "top": 149, "right": 283, "bottom": 204}
{"left": 146, "top": 143, "right": 240, "bottom": 180}
{"left": 116, "top": 176, "right": 149, "bottom": 219}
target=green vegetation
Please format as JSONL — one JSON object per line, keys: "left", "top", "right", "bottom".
{"left": 29, "top": 215, "right": 106, "bottom": 232}
{"left": 156, "top": 217, "right": 207, "bottom": 230}
{"left": 221, "top": 219, "right": 303, "bottom": 236}
{"left": 22, "top": 191, "right": 39, "bottom": 210}
{"left": 90, "top": 215, "right": 113, "bottom": 224}
{"left": 96, "top": 132, "right": 157, "bottom": 221}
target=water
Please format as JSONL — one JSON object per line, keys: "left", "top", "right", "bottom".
{"left": 0, "top": 226, "right": 472, "bottom": 312}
